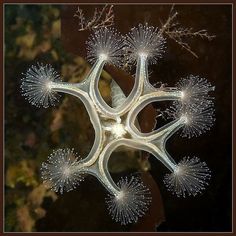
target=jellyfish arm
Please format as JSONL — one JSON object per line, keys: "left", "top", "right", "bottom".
{"left": 49, "top": 81, "right": 103, "bottom": 165}
{"left": 126, "top": 89, "right": 183, "bottom": 140}
{"left": 87, "top": 53, "right": 151, "bottom": 119}
{"left": 97, "top": 139, "right": 152, "bottom": 225}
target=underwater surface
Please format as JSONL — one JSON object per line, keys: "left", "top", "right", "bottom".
{"left": 4, "top": 4, "right": 232, "bottom": 232}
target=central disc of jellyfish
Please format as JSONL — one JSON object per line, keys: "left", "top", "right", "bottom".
{"left": 20, "top": 23, "right": 215, "bottom": 225}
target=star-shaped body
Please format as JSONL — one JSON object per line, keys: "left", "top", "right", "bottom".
{"left": 21, "top": 25, "right": 214, "bottom": 225}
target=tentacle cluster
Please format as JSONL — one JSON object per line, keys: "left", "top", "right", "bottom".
{"left": 123, "top": 23, "right": 166, "bottom": 64}
{"left": 105, "top": 175, "right": 151, "bottom": 225}
{"left": 165, "top": 75, "right": 215, "bottom": 138}
{"left": 20, "top": 22, "right": 215, "bottom": 226}
{"left": 177, "top": 75, "right": 215, "bottom": 108}
{"left": 21, "top": 63, "right": 61, "bottom": 108}
{"left": 164, "top": 156, "right": 211, "bottom": 197}
{"left": 86, "top": 27, "right": 124, "bottom": 66}
{"left": 166, "top": 101, "right": 215, "bottom": 138}
{"left": 41, "top": 148, "right": 84, "bottom": 194}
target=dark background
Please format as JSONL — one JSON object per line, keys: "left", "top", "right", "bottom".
{"left": 60, "top": 4, "right": 232, "bottom": 232}
{"left": 4, "top": 4, "right": 232, "bottom": 232}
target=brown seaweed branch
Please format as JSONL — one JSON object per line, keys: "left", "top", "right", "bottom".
{"left": 74, "top": 4, "right": 114, "bottom": 32}
{"left": 159, "top": 6, "right": 215, "bottom": 58}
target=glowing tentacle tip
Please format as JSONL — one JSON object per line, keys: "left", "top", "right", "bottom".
{"left": 177, "top": 75, "right": 215, "bottom": 107}
{"left": 163, "top": 156, "right": 211, "bottom": 198}
{"left": 166, "top": 100, "right": 215, "bottom": 138}
{"left": 123, "top": 23, "right": 166, "bottom": 64}
{"left": 105, "top": 175, "right": 152, "bottom": 225}
{"left": 20, "top": 63, "right": 61, "bottom": 108}
{"left": 86, "top": 27, "right": 124, "bottom": 66}
{"left": 41, "top": 148, "right": 84, "bottom": 194}
{"left": 182, "top": 104, "right": 215, "bottom": 138}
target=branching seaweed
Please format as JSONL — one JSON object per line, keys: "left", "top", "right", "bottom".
{"left": 74, "top": 4, "right": 114, "bottom": 32}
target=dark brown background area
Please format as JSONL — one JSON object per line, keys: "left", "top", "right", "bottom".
{"left": 4, "top": 4, "right": 232, "bottom": 232}
{"left": 58, "top": 4, "right": 232, "bottom": 232}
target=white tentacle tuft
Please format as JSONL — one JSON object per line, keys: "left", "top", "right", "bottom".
{"left": 41, "top": 148, "right": 84, "bottom": 194}
{"left": 105, "top": 175, "right": 151, "bottom": 225}
{"left": 164, "top": 156, "right": 211, "bottom": 197}
{"left": 86, "top": 27, "right": 124, "bottom": 66}
{"left": 21, "top": 63, "right": 61, "bottom": 108}
{"left": 123, "top": 23, "right": 166, "bottom": 65}
{"left": 166, "top": 100, "right": 215, "bottom": 138}
{"left": 178, "top": 75, "right": 215, "bottom": 108}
